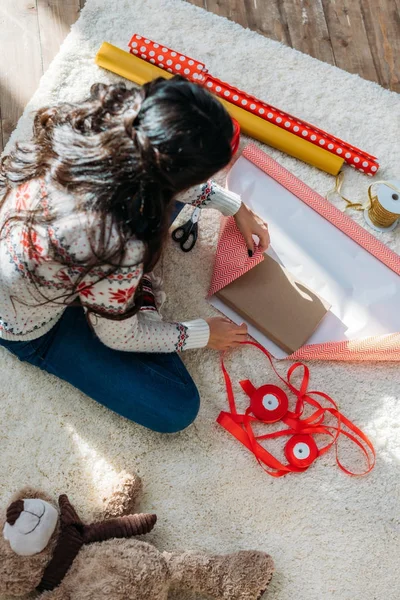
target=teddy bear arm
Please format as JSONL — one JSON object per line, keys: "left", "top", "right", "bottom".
{"left": 163, "top": 550, "right": 274, "bottom": 600}
{"left": 93, "top": 471, "right": 143, "bottom": 520}
{"left": 83, "top": 513, "right": 157, "bottom": 543}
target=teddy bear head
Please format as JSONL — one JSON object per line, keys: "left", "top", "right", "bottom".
{"left": 0, "top": 487, "right": 60, "bottom": 596}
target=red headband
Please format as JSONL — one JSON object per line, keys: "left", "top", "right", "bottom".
{"left": 230, "top": 118, "right": 240, "bottom": 155}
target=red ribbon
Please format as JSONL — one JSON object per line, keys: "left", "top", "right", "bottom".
{"left": 217, "top": 341, "right": 375, "bottom": 477}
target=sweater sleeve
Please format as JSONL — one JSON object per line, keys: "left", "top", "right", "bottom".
{"left": 176, "top": 180, "right": 242, "bottom": 216}
{"left": 78, "top": 264, "right": 209, "bottom": 353}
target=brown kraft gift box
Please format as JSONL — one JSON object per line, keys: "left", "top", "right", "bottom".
{"left": 216, "top": 254, "right": 331, "bottom": 354}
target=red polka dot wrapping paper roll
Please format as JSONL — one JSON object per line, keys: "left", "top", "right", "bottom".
{"left": 128, "top": 34, "right": 379, "bottom": 176}
{"left": 129, "top": 34, "right": 207, "bottom": 82}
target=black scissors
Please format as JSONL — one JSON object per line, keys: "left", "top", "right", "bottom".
{"left": 172, "top": 207, "right": 201, "bottom": 252}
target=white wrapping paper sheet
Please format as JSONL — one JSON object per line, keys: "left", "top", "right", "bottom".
{"left": 209, "top": 157, "right": 400, "bottom": 358}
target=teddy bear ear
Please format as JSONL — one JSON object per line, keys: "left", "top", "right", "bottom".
{"left": 6, "top": 500, "right": 24, "bottom": 526}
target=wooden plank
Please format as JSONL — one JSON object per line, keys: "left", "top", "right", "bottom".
{"left": 37, "top": 0, "right": 81, "bottom": 71}
{"left": 190, "top": 0, "right": 291, "bottom": 45}
{"left": 186, "top": 0, "right": 205, "bottom": 7}
{"left": 203, "top": 0, "right": 249, "bottom": 28}
{"left": 0, "top": 0, "right": 43, "bottom": 151}
{"left": 282, "top": 0, "right": 335, "bottom": 64}
{"left": 244, "top": 0, "right": 291, "bottom": 45}
{"left": 321, "top": 0, "right": 379, "bottom": 83}
{"left": 79, "top": 0, "right": 86, "bottom": 9}
{"left": 360, "top": 0, "right": 400, "bottom": 92}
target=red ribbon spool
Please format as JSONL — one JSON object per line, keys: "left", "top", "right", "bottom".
{"left": 250, "top": 384, "right": 289, "bottom": 423}
{"left": 285, "top": 434, "right": 319, "bottom": 468}
{"left": 219, "top": 341, "right": 376, "bottom": 477}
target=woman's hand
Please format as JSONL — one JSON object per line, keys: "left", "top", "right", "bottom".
{"left": 206, "top": 317, "right": 248, "bottom": 351}
{"left": 234, "top": 203, "right": 270, "bottom": 256}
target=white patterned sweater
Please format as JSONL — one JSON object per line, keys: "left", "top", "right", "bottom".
{"left": 0, "top": 178, "right": 241, "bottom": 352}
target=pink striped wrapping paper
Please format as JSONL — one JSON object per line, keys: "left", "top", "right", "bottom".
{"left": 208, "top": 144, "right": 400, "bottom": 361}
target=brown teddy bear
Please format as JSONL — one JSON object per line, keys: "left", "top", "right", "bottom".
{"left": 0, "top": 472, "right": 274, "bottom": 599}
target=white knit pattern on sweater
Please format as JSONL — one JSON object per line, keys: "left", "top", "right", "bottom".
{"left": 0, "top": 178, "right": 241, "bottom": 352}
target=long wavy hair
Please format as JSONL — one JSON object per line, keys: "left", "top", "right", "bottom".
{"left": 0, "top": 76, "right": 234, "bottom": 318}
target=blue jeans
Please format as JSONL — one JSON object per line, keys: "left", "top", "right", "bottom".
{"left": 0, "top": 201, "right": 201, "bottom": 433}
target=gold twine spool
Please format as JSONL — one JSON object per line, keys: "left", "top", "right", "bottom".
{"left": 367, "top": 191, "right": 399, "bottom": 229}
{"left": 327, "top": 173, "right": 400, "bottom": 230}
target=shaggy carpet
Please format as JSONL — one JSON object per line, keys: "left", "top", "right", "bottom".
{"left": 1, "top": 1, "right": 400, "bottom": 598}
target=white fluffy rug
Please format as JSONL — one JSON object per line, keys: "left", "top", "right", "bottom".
{"left": 2, "top": 1, "right": 400, "bottom": 598}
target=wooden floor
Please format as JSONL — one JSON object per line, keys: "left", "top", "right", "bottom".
{"left": 1, "top": 0, "right": 399, "bottom": 153}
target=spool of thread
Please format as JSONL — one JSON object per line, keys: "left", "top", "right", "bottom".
{"left": 284, "top": 434, "right": 319, "bottom": 469}
{"left": 365, "top": 180, "right": 400, "bottom": 232}
{"left": 327, "top": 175, "right": 400, "bottom": 233}
{"left": 249, "top": 384, "right": 289, "bottom": 423}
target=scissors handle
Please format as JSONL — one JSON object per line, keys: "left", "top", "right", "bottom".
{"left": 172, "top": 226, "right": 186, "bottom": 242}
{"left": 180, "top": 228, "right": 197, "bottom": 252}
{"left": 172, "top": 216, "right": 198, "bottom": 252}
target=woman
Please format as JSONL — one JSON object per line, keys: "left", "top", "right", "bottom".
{"left": 0, "top": 76, "right": 269, "bottom": 433}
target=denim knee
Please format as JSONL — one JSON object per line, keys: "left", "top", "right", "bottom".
{"left": 158, "top": 382, "right": 200, "bottom": 434}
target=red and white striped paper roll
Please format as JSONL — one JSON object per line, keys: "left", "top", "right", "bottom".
{"left": 203, "top": 75, "right": 379, "bottom": 176}
{"left": 129, "top": 34, "right": 207, "bottom": 82}
{"left": 128, "top": 34, "right": 379, "bottom": 176}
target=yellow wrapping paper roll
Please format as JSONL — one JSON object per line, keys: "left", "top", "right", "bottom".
{"left": 96, "top": 42, "right": 175, "bottom": 85}
{"left": 218, "top": 99, "right": 343, "bottom": 175}
{"left": 95, "top": 43, "right": 344, "bottom": 175}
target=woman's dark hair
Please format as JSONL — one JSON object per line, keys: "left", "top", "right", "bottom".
{"left": 0, "top": 76, "right": 234, "bottom": 318}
